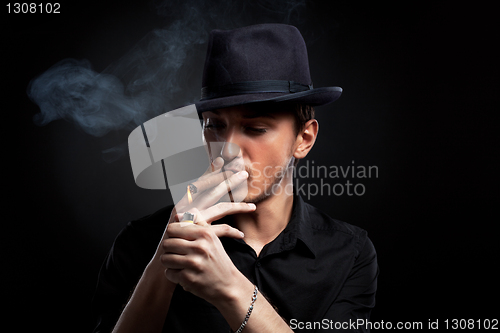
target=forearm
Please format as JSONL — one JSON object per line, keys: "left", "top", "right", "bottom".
{"left": 112, "top": 260, "right": 176, "bottom": 333}
{"left": 214, "top": 278, "right": 293, "bottom": 333}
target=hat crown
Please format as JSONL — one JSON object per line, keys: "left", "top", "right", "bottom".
{"left": 202, "top": 24, "right": 312, "bottom": 88}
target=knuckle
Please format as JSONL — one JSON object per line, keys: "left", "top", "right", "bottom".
{"left": 197, "top": 226, "right": 211, "bottom": 238}
{"left": 193, "top": 238, "right": 210, "bottom": 253}
{"left": 215, "top": 202, "right": 231, "bottom": 211}
{"left": 220, "top": 224, "right": 232, "bottom": 234}
{"left": 187, "top": 256, "right": 203, "bottom": 272}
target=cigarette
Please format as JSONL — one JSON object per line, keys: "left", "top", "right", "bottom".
{"left": 221, "top": 165, "right": 234, "bottom": 203}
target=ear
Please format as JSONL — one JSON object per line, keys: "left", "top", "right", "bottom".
{"left": 293, "top": 119, "right": 319, "bottom": 161}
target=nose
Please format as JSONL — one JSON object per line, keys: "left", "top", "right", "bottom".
{"left": 221, "top": 142, "right": 240, "bottom": 162}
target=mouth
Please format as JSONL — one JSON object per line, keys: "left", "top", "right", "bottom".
{"left": 223, "top": 168, "right": 241, "bottom": 174}
{"left": 221, "top": 163, "right": 245, "bottom": 175}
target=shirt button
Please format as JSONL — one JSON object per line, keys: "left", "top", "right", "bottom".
{"left": 256, "top": 261, "right": 261, "bottom": 268}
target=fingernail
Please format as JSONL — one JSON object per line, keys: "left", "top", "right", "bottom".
{"left": 213, "top": 158, "right": 223, "bottom": 168}
{"left": 237, "top": 171, "right": 249, "bottom": 179}
{"left": 247, "top": 203, "right": 256, "bottom": 209}
{"left": 239, "top": 231, "right": 245, "bottom": 238}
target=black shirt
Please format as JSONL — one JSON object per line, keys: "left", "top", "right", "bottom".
{"left": 92, "top": 195, "right": 378, "bottom": 332}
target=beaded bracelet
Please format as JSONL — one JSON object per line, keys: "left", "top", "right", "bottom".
{"left": 234, "top": 285, "right": 259, "bottom": 333}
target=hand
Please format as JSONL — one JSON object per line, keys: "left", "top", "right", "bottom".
{"left": 112, "top": 158, "right": 256, "bottom": 333}
{"left": 160, "top": 210, "right": 249, "bottom": 303}
{"left": 174, "top": 156, "right": 249, "bottom": 215}
{"left": 157, "top": 156, "right": 255, "bottom": 302}
{"left": 151, "top": 156, "right": 251, "bottom": 257}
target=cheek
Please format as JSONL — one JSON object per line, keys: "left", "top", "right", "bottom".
{"left": 246, "top": 143, "right": 292, "bottom": 179}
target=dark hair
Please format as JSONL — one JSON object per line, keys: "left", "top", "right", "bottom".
{"left": 293, "top": 104, "right": 315, "bottom": 136}
{"left": 292, "top": 104, "right": 315, "bottom": 167}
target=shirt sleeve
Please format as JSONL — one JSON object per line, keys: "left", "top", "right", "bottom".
{"left": 319, "top": 233, "right": 379, "bottom": 332}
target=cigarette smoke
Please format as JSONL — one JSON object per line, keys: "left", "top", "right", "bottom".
{"left": 28, "top": 0, "right": 324, "bottom": 162}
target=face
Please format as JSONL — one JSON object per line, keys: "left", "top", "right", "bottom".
{"left": 202, "top": 105, "right": 299, "bottom": 203}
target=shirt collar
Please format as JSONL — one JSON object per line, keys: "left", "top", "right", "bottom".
{"left": 221, "top": 193, "right": 317, "bottom": 259}
{"left": 275, "top": 193, "right": 316, "bottom": 258}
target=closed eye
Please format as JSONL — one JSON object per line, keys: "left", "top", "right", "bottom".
{"left": 245, "top": 127, "right": 267, "bottom": 133}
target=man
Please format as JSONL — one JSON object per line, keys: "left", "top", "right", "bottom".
{"left": 92, "top": 24, "right": 378, "bottom": 332}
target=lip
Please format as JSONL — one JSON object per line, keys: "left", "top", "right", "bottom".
{"left": 223, "top": 167, "right": 242, "bottom": 174}
{"left": 221, "top": 162, "right": 245, "bottom": 174}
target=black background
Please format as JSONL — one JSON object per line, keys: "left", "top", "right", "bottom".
{"left": 3, "top": 1, "right": 498, "bottom": 332}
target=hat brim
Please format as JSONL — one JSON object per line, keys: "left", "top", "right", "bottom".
{"left": 195, "top": 86, "right": 342, "bottom": 113}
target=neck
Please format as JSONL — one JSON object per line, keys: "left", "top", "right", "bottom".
{"left": 232, "top": 173, "right": 295, "bottom": 256}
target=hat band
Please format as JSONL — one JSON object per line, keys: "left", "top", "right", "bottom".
{"left": 200, "top": 80, "right": 313, "bottom": 100}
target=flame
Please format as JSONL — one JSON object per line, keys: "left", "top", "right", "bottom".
{"left": 187, "top": 186, "right": 193, "bottom": 204}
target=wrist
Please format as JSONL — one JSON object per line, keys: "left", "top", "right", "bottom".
{"left": 140, "top": 260, "right": 177, "bottom": 299}
{"left": 213, "top": 267, "right": 251, "bottom": 305}
{"left": 234, "top": 285, "right": 258, "bottom": 333}
{"left": 212, "top": 273, "right": 256, "bottom": 329}
{"left": 112, "top": 256, "right": 176, "bottom": 332}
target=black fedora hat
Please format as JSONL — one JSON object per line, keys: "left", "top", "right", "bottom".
{"left": 195, "top": 23, "right": 342, "bottom": 113}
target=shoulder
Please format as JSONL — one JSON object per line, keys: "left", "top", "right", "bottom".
{"left": 305, "top": 201, "right": 365, "bottom": 234}
{"left": 301, "top": 200, "right": 375, "bottom": 258}
{"left": 118, "top": 205, "right": 173, "bottom": 239}
{"left": 110, "top": 205, "right": 174, "bottom": 266}
{"left": 125, "top": 204, "right": 173, "bottom": 233}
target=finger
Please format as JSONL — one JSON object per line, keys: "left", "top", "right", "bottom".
{"left": 166, "top": 221, "right": 200, "bottom": 241}
{"left": 190, "top": 169, "right": 234, "bottom": 195}
{"left": 194, "top": 171, "right": 249, "bottom": 208}
{"left": 201, "top": 202, "right": 256, "bottom": 224}
{"left": 167, "top": 218, "right": 244, "bottom": 240}
{"left": 160, "top": 253, "right": 189, "bottom": 270}
{"left": 174, "top": 158, "right": 226, "bottom": 208}
{"left": 162, "top": 237, "right": 193, "bottom": 255}
{"left": 210, "top": 224, "right": 245, "bottom": 239}
{"left": 176, "top": 169, "right": 233, "bottom": 209}
{"left": 201, "top": 156, "right": 224, "bottom": 176}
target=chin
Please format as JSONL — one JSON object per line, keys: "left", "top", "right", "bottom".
{"left": 242, "top": 188, "right": 274, "bottom": 204}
